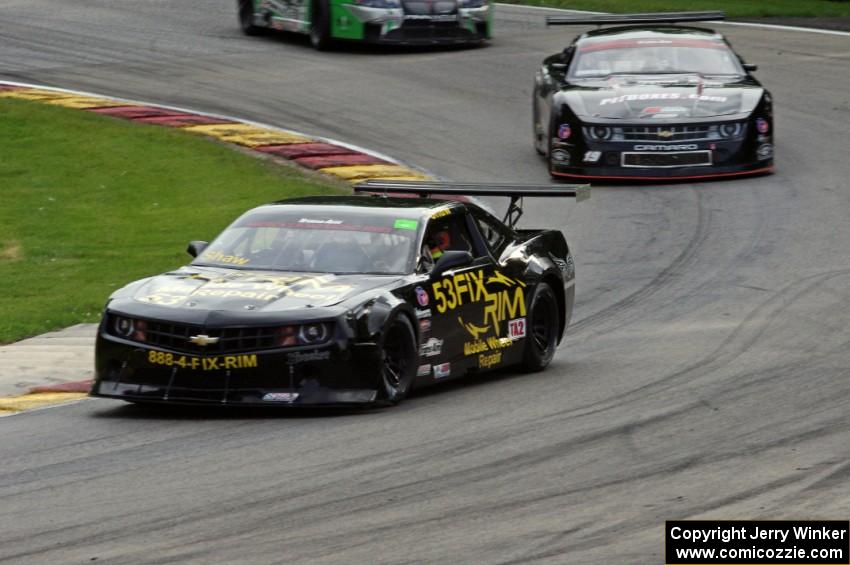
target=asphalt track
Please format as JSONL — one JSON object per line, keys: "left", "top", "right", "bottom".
{"left": 2, "top": 2, "right": 850, "bottom": 563}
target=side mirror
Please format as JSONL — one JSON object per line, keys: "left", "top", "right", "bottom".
{"left": 187, "top": 241, "right": 208, "bottom": 258}
{"left": 432, "top": 250, "right": 473, "bottom": 277}
{"left": 743, "top": 63, "right": 758, "bottom": 72}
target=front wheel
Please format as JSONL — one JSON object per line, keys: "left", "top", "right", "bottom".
{"left": 521, "top": 283, "right": 559, "bottom": 372}
{"left": 238, "top": 0, "right": 263, "bottom": 36}
{"left": 309, "top": 0, "right": 333, "bottom": 50}
{"left": 378, "top": 315, "right": 417, "bottom": 405}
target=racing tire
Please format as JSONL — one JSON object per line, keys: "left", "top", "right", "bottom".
{"left": 238, "top": 0, "right": 263, "bottom": 36}
{"left": 521, "top": 283, "right": 559, "bottom": 372}
{"left": 378, "top": 315, "right": 417, "bottom": 405}
{"left": 309, "top": 0, "right": 333, "bottom": 50}
{"left": 532, "top": 92, "right": 546, "bottom": 156}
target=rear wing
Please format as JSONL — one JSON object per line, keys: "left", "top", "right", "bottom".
{"left": 546, "top": 11, "right": 725, "bottom": 26}
{"left": 353, "top": 180, "right": 589, "bottom": 229}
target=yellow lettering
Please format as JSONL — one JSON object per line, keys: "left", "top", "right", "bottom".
{"left": 468, "top": 270, "right": 485, "bottom": 301}
{"left": 453, "top": 273, "right": 470, "bottom": 306}
{"left": 444, "top": 278, "right": 457, "bottom": 310}
{"left": 463, "top": 340, "right": 489, "bottom": 355}
{"left": 433, "top": 281, "right": 447, "bottom": 313}
{"left": 240, "top": 355, "right": 258, "bottom": 368}
{"left": 505, "top": 287, "right": 526, "bottom": 318}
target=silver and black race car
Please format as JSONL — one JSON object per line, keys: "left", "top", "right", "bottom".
{"left": 90, "top": 181, "right": 587, "bottom": 408}
{"left": 533, "top": 12, "right": 774, "bottom": 181}
{"left": 238, "top": 0, "right": 491, "bottom": 50}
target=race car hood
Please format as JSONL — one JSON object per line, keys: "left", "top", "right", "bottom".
{"left": 565, "top": 75, "right": 764, "bottom": 119}
{"left": 122, "top": 266, "right": 397, "bottom": 313}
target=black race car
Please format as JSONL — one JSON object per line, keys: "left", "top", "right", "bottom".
{"left": 90, "top": 181, "right": 588, "bottom": 408}
{"left": 533, "top": 12, "right": 774, "bottom": 181}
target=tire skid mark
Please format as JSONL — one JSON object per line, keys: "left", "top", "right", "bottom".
{"left": 569, "top": 188, "right": 710, "bottom": 337}
{"left": 542, "top": 268, "right": 850, "bottom": 425}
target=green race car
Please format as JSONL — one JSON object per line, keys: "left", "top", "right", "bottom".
{"left": 237, "top": 0, "right": 492, "bottom": 49}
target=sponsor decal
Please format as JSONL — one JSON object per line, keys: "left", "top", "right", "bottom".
{"left": 199, "top": 250, "right": 250, "bottom": 266}
{"left": 633, "top": 144, "right": 699, "bottom": 151}
{"left": 557, "top": 123, "right": 572, "bottom": 139}
{"left": 757, "top": 143, "right": 774, "bottom": 160}
{"left": 188, "top": 334, "right": 220, "bottom": 346}
{"left": 756, "top": 118, "right": 770, "bottom": 134}
{"left": 433, "top": 362, "right": 451, "bottom": 379}
{"left": 393, "top": 218, "right": 418, "bottom": 231}
{"left": 463, "top": 336, "right": 513, "bottom": 356}
{"left": 556, "top": 254, "right": 575, "bottom": 277}
{"left": 431, "top": 208, "right": 452, "bottom": 219}
{"left": 419, "top": 337, "right": 443, "bottom": 358}
{"left": 419, "top": 318, "right": 431, "bottom": 333}
{"left": 287, "top": 350, "right": 331, "bottom": 364}
{"left": 147, "top": 350, "right": 258, "bottom": 371}
{"left": 417, "top": 364, "right": 431, "bottom": 377}
{"left": 508, "top": 318, "right": 526, "bottom": 340}
{"left": 246, "top": 220, "right": 392, "bottom": 234}
{"left": 583, "top": 150, "right": 601, "bottom": 163}
{"left": 139, "top": 273, "right": 354, "bottom": 307}
{"left": 416, "top": 308, "right": 431, "bottom": 319}
{"left": 433, "top": 270, "right": 526, "bottom": 339}
{"left": 600, "top": 93, "right": 727, "bottom": 105}
{"left": 640, "top": 106, "right": 689, "bottom": 117}
{"left": 299, "top": 218, "right": 342, "bottom": 225}
{"left": 263, "top": 392, "right": 299, "bottom": 402}
{"left": 415, "top": 286, "right": 429, "bottom": 307}
{"left": 479, "top": 351, "right": 502, "bottom": 369}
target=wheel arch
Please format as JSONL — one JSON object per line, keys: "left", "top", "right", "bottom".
{"left": 539, "top": 271, "right": 566, "bottom": 344}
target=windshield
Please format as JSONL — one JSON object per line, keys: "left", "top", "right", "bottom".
{"left": 570, "top": 38, "right": 744, "bottom": 78}
{"left": 193, "top": 208, "right": 420, "bottom": 275}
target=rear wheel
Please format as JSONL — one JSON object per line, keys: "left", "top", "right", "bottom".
{"left": 309, "top": 0, "right": 333, "bottom": 50}
{"left": 522, "top": 283, "right": 559, "bottom": 372}
{"left": 378, "top": 315, "right": 417, "bottom": 405}
{"left": 238, "top": 0, "right": 263, "bottom": 36}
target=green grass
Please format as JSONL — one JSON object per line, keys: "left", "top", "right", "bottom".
{"left": 501, "top": 0, "right": 850, "bottom": 18}
{"left": 0, "top": 98, "right": 344, "bottom": 343}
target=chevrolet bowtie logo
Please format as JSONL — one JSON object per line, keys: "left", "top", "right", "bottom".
{"left": 658, "top": 130, "right": 674, "bottom": 138}
{"left": 189, "top": 334, "right": 219, "bottom": 346}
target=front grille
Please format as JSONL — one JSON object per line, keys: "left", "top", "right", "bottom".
{"left": 619, "top": 125, "right": 714, "bottom": 142}
{"left": 622, "top": 151, "right": 712, "bottom": 168}
{"left": 108, "top": 315, "right": 279, "bottom": 354}
{"left": 402, "top": 0, "right": 457, "bottom": 14}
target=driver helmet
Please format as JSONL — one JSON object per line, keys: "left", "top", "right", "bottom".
{"left": 428, "top": 229, "right": 451, "bottom": 259}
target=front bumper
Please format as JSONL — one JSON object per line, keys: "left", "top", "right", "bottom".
{"left": 345, "top": 5, "right": 489, "bottom": 44}
{"left": 90, "top": 333, "right": 383, "bottom": 407}
{"left": 549, "top": 128, "right": 774, "bottom": 181}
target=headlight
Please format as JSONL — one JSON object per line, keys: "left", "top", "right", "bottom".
{"left": 718, "top": 123, "right": 743, "bottom": 139}
{"left": 112, "top": 316, "right": 147, "bottom": 341}
{"left": 584, "top": 125, "right": 613, "bottom": 141}
{"left": 276, "top": 323, "right": 331, "bottom": 347}
{"left": 299, "top": 323, "right": 330, "bottom": 345}
{"left": 354, "top": 0, "right": 400, "bottom": 8}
